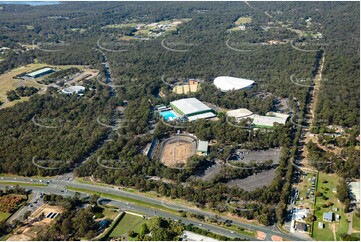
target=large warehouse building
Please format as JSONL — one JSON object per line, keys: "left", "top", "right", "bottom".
{"left": 26, "top": 67, "right": 55, "bottom": 78}
{"left": 170, "top": 98, "right": 215, "bottom": 121}
{"left": 227, "top": 108, "right": 289, "bottom": 128}
{"left": 214, "top": 76, "right": 255, "bottom": 92}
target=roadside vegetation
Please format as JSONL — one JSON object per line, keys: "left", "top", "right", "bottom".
{"left": 0, "top": 1, "right": 358, "bottom": 234}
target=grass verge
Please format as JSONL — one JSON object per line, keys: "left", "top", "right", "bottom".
{"left": 0, "top": 182, "right": 46, "bottom": 187}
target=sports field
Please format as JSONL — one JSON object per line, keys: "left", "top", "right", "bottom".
{"left": 235, "top": 17, "right": 252, "bottom": 25}
{"left": 161, "top": 141, "right": 193, "bottom": 166}
{"left": 109, "top": 213, "right": 144, "bottom": 238}
{"left": 159, "top": 136, "right": 196, "bottom": 167}
{"left": 172, "top": 83, "right": 199, "bottom": 94}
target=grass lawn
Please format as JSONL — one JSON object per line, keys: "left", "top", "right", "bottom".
{"left": 109, "top": 213, "right": 144, "bottom": 238}
{"left": 0, "top": 63, "right": 47, "bottom": 106}
{"left": 119, "top": 36, "right": 138, "bottom": 41}
{"left": 0, "top": 63, "right": 88, "bottom": 108}
{"left": 66, "top": 186, "right": 175, "bottom": 213}
{"left": 235, "top": 17, "right": 252, "bottom": 25}
{"left": 352, "top": 212, "right": 360, "bottom": 231}
{"left": 352, "top": 212, "right": 360, "bottom": 238}
{"left": 227, "top": 224, "right": 256, "bottom": 238}
{"left": 312, "top": 172, "right": 349, "bottom": 240}
{"left": 0, "top": 212, "right": 11, "bottom": 222}
{"left": 103, "top": 208, "right": 119, "bottom": 220}
{"left": 74, "top": 178, "right": 196, "bottom": 209}
{"left": 0, "top": 181, "right": 46, "bottom": 187}
{"left": 69, "top": 180, "right": 262, "bottom": 229}
{"left": 135, "top": 29, "right": 150, "bottom": 35}
{"left": 102, "top": 23, "right": 139, "bottom": 29}
{"left": 0, "top": 174, "right": 56, "bottom": 179}
{"left": 126, "top": 219, "right": 150, "bottom": 241}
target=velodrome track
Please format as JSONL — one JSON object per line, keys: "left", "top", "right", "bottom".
{"left": 158, "top": 135, "right": 197, "bottom": 166}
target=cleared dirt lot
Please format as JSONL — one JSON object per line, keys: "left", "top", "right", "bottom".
{"left": 159, "top": 136, "right": 196, "bottom": 167}
{"left": 7, "top": 204, "right": 62, "bottom": 241}
{"left": 226, "top": 168, "right": 277, "bottom": 191}
{"left": 161, "top": 141, "right": 193, "bottom": 166}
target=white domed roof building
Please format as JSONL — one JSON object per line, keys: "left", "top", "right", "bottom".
{"left": 213, "top": 76, "right": 255, "bottom": 92}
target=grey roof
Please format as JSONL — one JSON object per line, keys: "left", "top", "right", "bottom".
{"left": 323, "top": 211, "right": 333, "bottom": 221}
{"left": 62, "top": 86, "right": 85, "bottom": 94}
{"left": 26, "top": 67, "right": 54, "bottom": 77}
{"left": 197, "top": 140, "right": 209, "bottom": 152}
{"left": 170, "top": 98, "right": 213, "bottom": 116}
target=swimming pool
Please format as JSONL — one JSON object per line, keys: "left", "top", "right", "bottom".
{"left": 160, "top": 110, "right": 178, "bottom": 121}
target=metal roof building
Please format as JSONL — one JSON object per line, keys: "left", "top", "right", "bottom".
{"left": 226, "top": 109, "right": 289, "bottom": 128}
{"left": 227, "top": 108, "right": 253, "bottom": 119}
{"left": 350, "top": 181, "right": 360, "bottom": 203}
{"left": 252, "top": 114, "right": 289, "bottom": 128}
{"left": 62, "top": 86, "right": 85, "bottom": 95}
{"left": 26, "top": 67, "right": 55, "bottom": 78}
{"left": 214, "top": 76, "right": 255, "bottom": 92}
{"left": 170, "top": 98, "right": 215, "bottom": 121}
{"left": 197, "top": 140, "right": 209, "bottom": 155}
{"left": 323, "top": 211, "right": 333, "bottom": 221}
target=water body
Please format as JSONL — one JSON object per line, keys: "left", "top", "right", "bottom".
{"left": 0, "top": 1, "right": 60, "bottom": 5}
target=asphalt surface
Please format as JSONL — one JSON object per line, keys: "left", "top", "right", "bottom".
{"left": 0, "top": 175, "right": 311, "bottom": 241}
{"left": 0, "top": 183, "right": 253, "bottom": 240}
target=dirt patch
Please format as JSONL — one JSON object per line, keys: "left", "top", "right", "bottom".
{"left": 330, "top": 223, "right": 337, "bottom": 241}
{"left": 256, "top": 231, "right": 266, "bottom": 240}
{"left": 271, "top": 235, "right": 283, "bottom": 241}
{"left": 8, "top": 204, "right": 63, "bottom": 241}
{"left": 30, "top": 204, "right": 62, "bottom": 219}
{"left": 161, "top": 141, "right": 193, "bottom": 167}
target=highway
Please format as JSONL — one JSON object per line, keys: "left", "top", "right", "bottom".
{"left": 0, "top": 175, "right": 310, "bottom": 241}
{"left": 0, "top": 183, "right": 253, "bottom": 241}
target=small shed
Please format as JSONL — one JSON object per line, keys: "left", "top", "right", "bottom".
{"left": 197, "top": 140, "right": 209, "bottom": 155}
{"left": 318, "top": 222, "right": 324, "bottom": 229}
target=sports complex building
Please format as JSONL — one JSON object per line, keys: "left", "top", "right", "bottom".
{"left": 213, "top": 76, "right": 255, "bottom": 92}
{"left": 169, "top": 98, "right": 216, "bottom": 121}
{"left": 156, "top": 98, "right": 216, "bottom": 122}
{"left": 61, "top": 86, "right": 85, "bottom": 95}
{"left": 227, "top": 108, "right": 289, "bottom": 128}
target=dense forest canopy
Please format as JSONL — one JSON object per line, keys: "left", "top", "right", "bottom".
{"left": 0, "top": 1, "right": 359, "bottom": 227}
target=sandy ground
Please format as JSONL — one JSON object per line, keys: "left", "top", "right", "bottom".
{"left": 7, "top": 204, "right": 63, "bottom": 241}
{"left": 256, "top": 231, "right": 266, "bottom": 240}
{"left": 172, "top": 83, "right": 198, "bottom": 94}
{"left": 160, "top": 141, "right": 193, "bottom": 167}
{"left": 271, "top": 235, "right": 283, "bottom": 241}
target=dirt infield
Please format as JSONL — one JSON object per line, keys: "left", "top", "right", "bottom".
{"left": 159, "top": 135, "right": 197, "bottom": 168}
